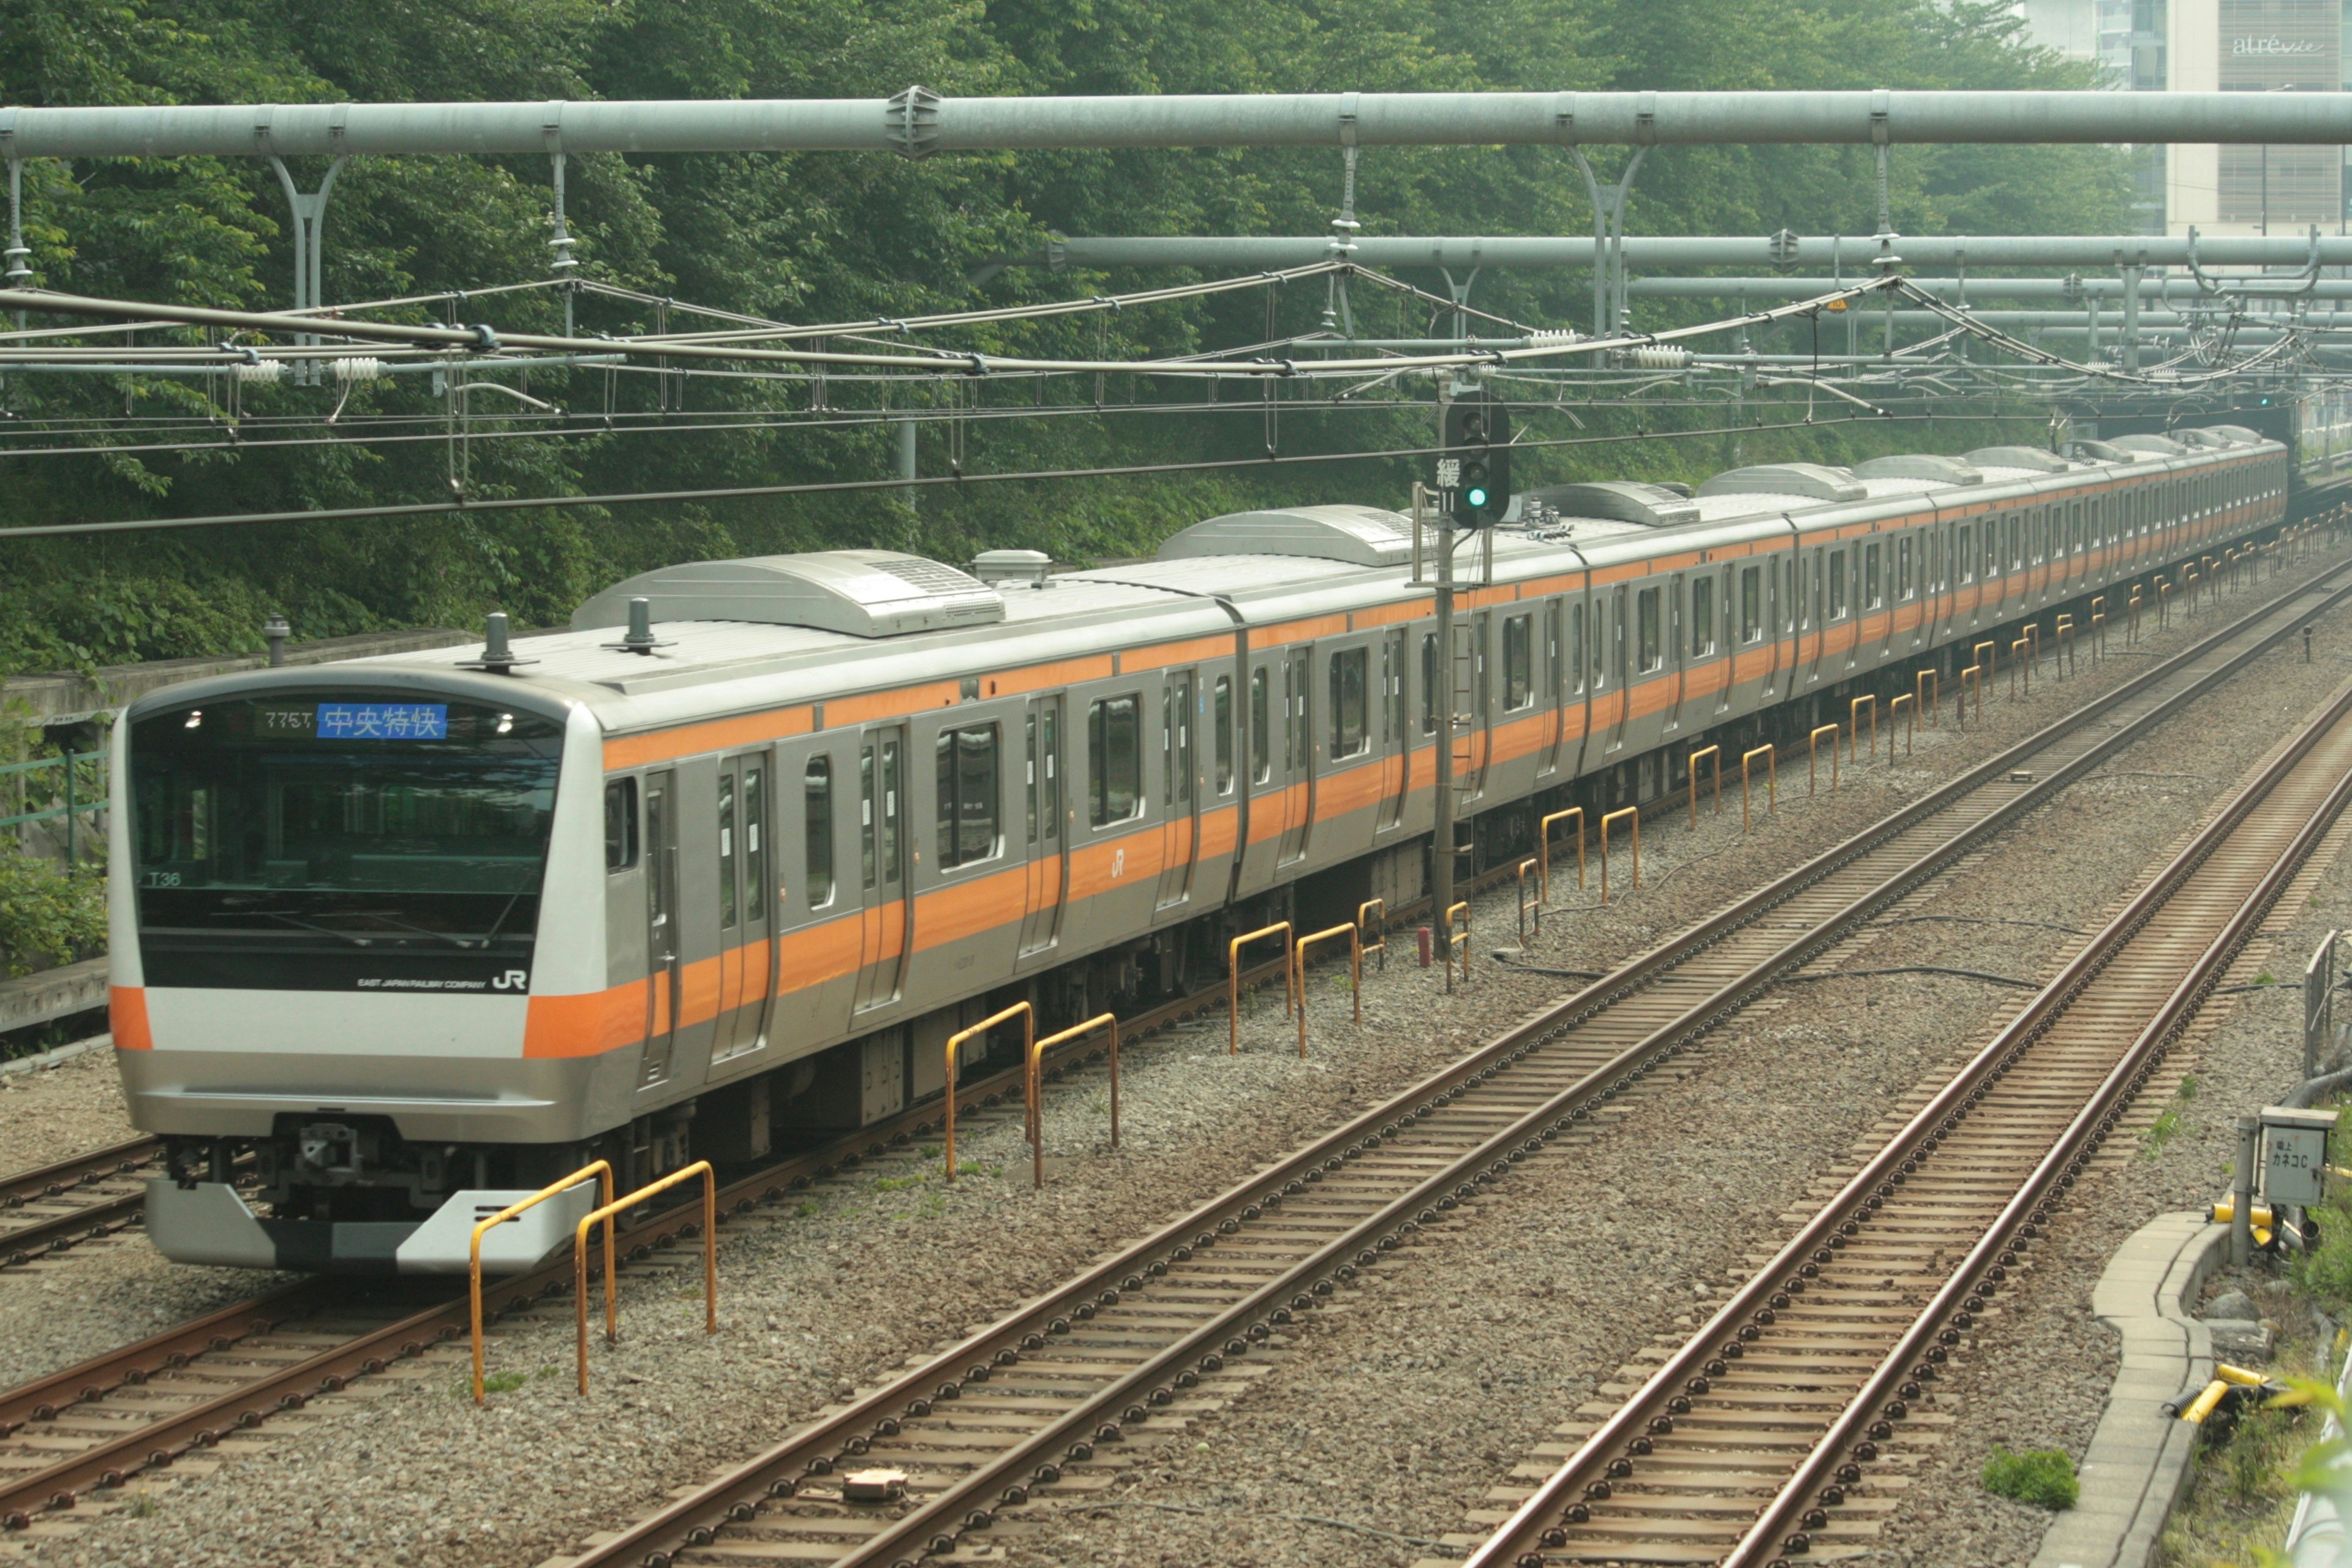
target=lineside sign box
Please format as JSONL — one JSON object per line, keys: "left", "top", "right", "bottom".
{"left": 2261, "top": 1105, "right": 2337, "bottom": 1209}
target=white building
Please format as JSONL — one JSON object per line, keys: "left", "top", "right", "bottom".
{"left": 2018, "top": 0, "right": 2345, "bottom": 237}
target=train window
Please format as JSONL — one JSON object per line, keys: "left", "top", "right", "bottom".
{"left": 1213, "top": 677, "right": 1234, "bottom": 794}
{"left": 804, "top": 759, "right": 834, "bottom": 908}
{"left": 1863, "top": 543, "right": 1882, "bottom": 609}
{"left": 1897, "top": 537, "right": 1914, "bottom": 600}
{"left": 1544, "top": 605, "right": 1561, "bottom": 701}
{"left": 1025, "top": 714, "right": 1039, "bottom": 842}
{"left": 935, "top": 724, "right": 1000, "bottom": 868}
{"left": 1420, "top": 635, "right": 1439, "bottom": 733}
{"left": 1690, "top": 578, "right": 1716, "bottom": 657}
{"left": 1956, "top": 526, "right": 1973, "bottom": 583}
{"left": 859, "top": 747, "right": 876, "bottom": 889}
{"left": 880, "top": 740, "right": 902, "bottom": 887}
{"left": 1828, "top": 551, "right": 1848, "bottom": 619}
{"left": 1571, "top": 603, "right": 1588, "bottom": 692}
{"left": 1635, "top": 590, "right": 1662, "bottom": 673}
{"left": 1042, "top": 707, "right": 1060, "bottom": 840}
{"left": 1167, "top": 676, "right": 1193, "bottom": 805}
{"left": 1502, "top": 617, "right": 1533, "bottom": 709}
{"left": 1291, "top": 654, "right": 1313, "bottom": 775}
{"left": 718, "top": 772, "right": 738, "bottom": 929}
{"left": 742, "top": 769, "right": 764, "bottom": 923}
{"left": 1329, "top": 648, "right": 1370, "bottom": 755}
{"left": 1088, "top": 696, "right": 1143, "bottom": 826}
{"left": 604, "top": 780, "right": 638, "bottom": 871}
{"left": 1735, "top": 564, "right": 1758, "bottom": 641}
{"left": 2006, "top": 517, "right": 2022, "bottom": 570}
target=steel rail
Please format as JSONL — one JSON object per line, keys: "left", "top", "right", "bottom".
{"left": 559, "top": 546, "right": 2347, "bottom": 1568}
{"left": 4, "top": 91, "right": 2351, "bottom": 160}
{"left": 1467, "top": 679, "right": 2352, "bottom": 1568}
{"left": 0, "top": 952, "right": 1289, "bottom": 1528}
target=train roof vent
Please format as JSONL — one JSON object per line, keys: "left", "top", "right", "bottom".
{"left": 1524, "top": 481, "right": 1702, "bottom": 528}
{"left": 2212, "top": 424, "right": 2265, "bottom": 444}
{"left": 2174, "top": 428, "right": 2234, "bottom": 450}
{"left": 2066, "top": 439, "right": 2132, "bottom": 462}
{"left": 2110, "top": 434, "right": 2188, "bottom": 457}
{"left": 1155, "top": 504, "right": 1415, "bottom": 567}
{"left": 571, "top": 549, "right": 1005, "bottom": 639}
{"left": 1964, "top": 446, "right": 2071, "bottom": 474}
{"left": 1852, "top": 454, "right": 1985, "bottom": 485}
{"left": 1695, "top": 462, "right": 1868, "bottom": 503}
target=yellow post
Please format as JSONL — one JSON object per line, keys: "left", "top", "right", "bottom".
{"left": 1890, "top": 692, "right": 1913, "bottom": 756}
{"left": 2010, "top": 637, "right": 2029, "bottom": 696}
{"left": 1444, "top": 902, "right": 1471, "bottom": 989}
{"left": 1975, "top": 639, "right": 1997, "bottom": 685}
{"left": 945, "top": 1001, "right": 1034, "bottom": 1181}
{"left": 1916, "top": 667, "right": 1937, "bottom": 724}
{"left": 1809, "top": 723, "right": 1840, "bottom": 796}
{"left": 1027, "top": 1012, "right": 1119, "bottom": 1188}
{"left": 573, "top": 1161, "right": 716, "bottom": 1396}
{"left": 1849, "top": 695, "right": 1875, "bottom": 764}
{"left": 1294, "top": 923, "right": 1363, "bottom": 1056}
{"left": 1740, "top": 743, "right": 1776, "bottom": 831}
{"left": 1539, "top": 807, "right": 1586, "bottom": 901}
{"left": 472, "top": 1161, "right": 614, "bottom": 1405}
{"left": 1959, "top": 664, "right": 1981, "bottom": 726}
{"left": 1600, "top": 806, "right": 1640, "bottom": 903}
{"left": 1357, "top": 898, "right": 1387, "bottom": 973}
{"left": 1686, "top": 744, "right": 1721, "bottom": 826}
{"left": 1227, "top": 923, "right": 1296, "bottom": 1055}
{"left": 1516, "top": 858, "right": 1540, "bottom": 944}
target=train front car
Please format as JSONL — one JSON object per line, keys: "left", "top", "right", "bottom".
{"left": 110, "top": 667, "right": 613, "bottom": 1274}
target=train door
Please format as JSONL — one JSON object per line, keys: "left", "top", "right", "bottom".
{"left": 1379, "top": 627, "right": 1410, "bottom": 830}
{"left": 772, "top": 736, "right": 856, "bottom": 1038}
{"left": 854, "top": 727, "right": 910, "bottom": 1013}
{"left": 1540, "top": 602, "right": 1566, "bottom": 775}
{"left": 1604, "top": 586, "right": 1630, "bottom": 752}
{"left": 712, "top": 755, "right": 774, "bottom": 1062}
{"left": 1156, "top": 672, "right": 1197, "bottom": 909}
{"left": 638, "top": 769, "right": 680, "bottom": 1088}
{"left": 1665, "top": 571, "right": 1689, "bottom": 732}
{"left": 1278, "top": 647, "right": 1314, "bottom": 864}
{"left": 1453, "top": 613, "right": 1490, "bottom": 797}
{"left": 1019, "top": 697, "right": 1067, "bottom": 959}
{"left": 1804, "top": 546, "right": 1828, "bottom": 684}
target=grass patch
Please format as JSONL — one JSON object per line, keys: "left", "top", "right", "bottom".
{"left": 872, "top": 1174, "right": 927, "bottom": 1192}
{"left": 1982, "top": 1447, "right": 2079, "bottom": 1509}
{"left": 795, "top": 1199, "right": 821, "bottom": 1218}
{"left": 2144, "top": 1076, "right": 2201, "bottom": 1158}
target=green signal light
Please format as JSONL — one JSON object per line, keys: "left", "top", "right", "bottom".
{"left": 1465, "top": 486, "right": 1490, "bottom": 508}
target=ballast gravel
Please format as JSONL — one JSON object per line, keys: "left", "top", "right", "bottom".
{"left": 2, "top": 571, "right": 2344, "bottom": 1568}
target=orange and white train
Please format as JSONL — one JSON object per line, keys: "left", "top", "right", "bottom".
{"left": 110, "top": 424, "right": 2292, "bottom": 1271}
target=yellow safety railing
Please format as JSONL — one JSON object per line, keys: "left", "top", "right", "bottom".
{"left": 1357, "top": 898, "right": 1387, "bottom": 973}
{"left": 1600, "top": 805, "right": 1639, "bottom": 903}
{"left": 1686, "top": 744, "right": 1721, "bottom": 826}
{"left": 945, "top": 1001, "right": 1033, "bottom": 1180}
{"left": 573, "top": 1160, "right": 716, "bottom": 1395}
{"left": 2056, "top": 613, "right": 2076, "bottom": 676}
{"left": 2025, "top": 621, "right": 2041, "bottom": 669}
{"left": 1026, "top": 1012, "right": 1118, "bottom": 1188}
{"left": 1294, "top": 922, "right": 1362, "bottom": 1055}
{"left": 472, "top": 1160, "right": 614, "bottom": 1404}
{"left": 1516, "top": 858, "right": 1540, "bottom": 943}
{"left": 1741, "top": 744, "right": 1776, "bottom": 832}
{"left": 1809, "top": 723, "right": 1840, "bottom": 796}
{"left": 2010, "top": 636, "right": 2029, "bottom": 697}
{"left": 1849, "top": 695, "right": 1875, "bottom": 765}
{"left": 1974, "top": 639, "right": 1997, "bottom": 685}
{"left": 1443, "top": 901, "right": 1471, "bottom": 990}
{"left": 1890, "top": 692, "right": 1914, "bottom": 756}
{"left": 1539, "top": 807, "right": 1586, "bottom": 901}
{"left": 1229, "top": 923, "right": 1297, "bottom": 1055}
{"left": 1915, "top": 666, "right": 1937, "bottom": 725}
{"left": 1960, "top": 664, "right": 1983, "bottom": 726}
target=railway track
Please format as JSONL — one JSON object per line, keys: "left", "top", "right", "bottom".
{"left": 527, "top": 562, "right": 2352, "bottom": 1568}
{"left": 0, "top": 946, "right": 1295, "bottom": 1531}
{"left": 1458, "top": 668, "right": 2352, "bottom": 1568}
{"left": 0, "top": 1139, "right": 158, "bottom": 1269}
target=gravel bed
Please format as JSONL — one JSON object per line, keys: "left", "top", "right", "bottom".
{"left": 981, "top": 619, "right": 2352, "bottom": 1567}
{"left": 0, "top": 1044, "right": 135, "bottom": 1171}
{"left": 4, "top": 573, "right": 2341, "bottom": 1568}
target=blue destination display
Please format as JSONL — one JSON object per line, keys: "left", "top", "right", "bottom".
{"left": 315, "top": 702, "right": 450, "bottom": 740}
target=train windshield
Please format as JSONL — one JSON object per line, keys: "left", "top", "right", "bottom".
{"left": 129, "top": 696, "right": 565, "bottom": 952}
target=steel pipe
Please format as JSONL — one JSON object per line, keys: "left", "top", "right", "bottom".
{"left": 1034, "top": 234, "right": 2352, "bottom": 271}
{"left": 4, "top": 90, "right": 2352, "bottom": 160}
{"left": 1627, "top": 277, "right": 2352, "bottom": 301}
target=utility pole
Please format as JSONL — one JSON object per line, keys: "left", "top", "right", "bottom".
{"left": 1430, "top": 477, "right": 1456, "bottom": 941}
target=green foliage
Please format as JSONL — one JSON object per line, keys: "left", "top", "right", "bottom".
{"left": 0, "top": 851, "right": 107, "bottom": 978}
{"left": 1981, "top": 1446, "right": 2079, "bottom": 1510}
{"left": 0, "top": 0, "right": 2129, "bottom": 673}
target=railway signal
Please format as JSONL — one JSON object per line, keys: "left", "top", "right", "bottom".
{"left": 1441, "top": 391, "right": 1511, "bottom": 526}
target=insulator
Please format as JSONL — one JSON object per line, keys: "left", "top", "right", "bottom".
{"left": 332, "top": 356, "right": 385, "bottom": 384}
{"left": 1526, "top": 329, "right": 1583, "bottom": 347}
{"left": 232, "top": 360, "right": 284, "bottom": 386}
{"left": 1629, "top": 346, "right": 1693, "bottom": 371}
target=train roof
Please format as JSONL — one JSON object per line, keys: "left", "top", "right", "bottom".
{"left": 129, "top": 424, "right": 2285, "bottom": 742}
